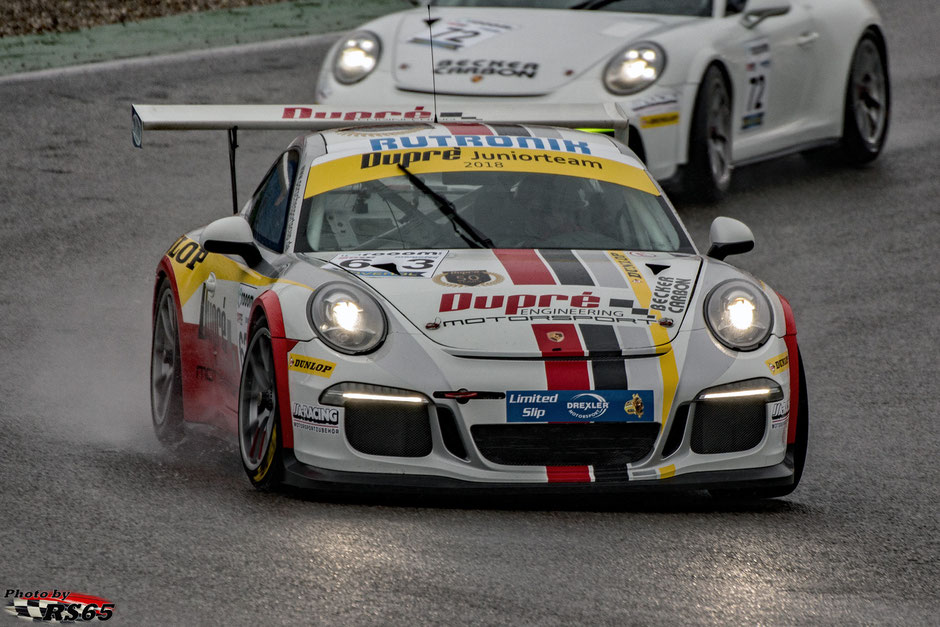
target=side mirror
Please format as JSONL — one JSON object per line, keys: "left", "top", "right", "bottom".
{"left": 707, "top": 216, "right": 754, "bottom": 260}
{"left": 201, "top": 216, "right": 262, "bottom": 267}
{"left": 741, "top": 0, "right": 791, "bottom": 28}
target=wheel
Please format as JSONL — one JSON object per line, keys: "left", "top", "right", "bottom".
{"left": 680, "top": 65, "right": 732, "bottom": 202}
{"left": 711, "top": 354, "right": 809, "bottom": 500}
{"left": 150, "top": 280, "right": 185, "bottom": 443}
{"left": 238, "top": 316, "right": 284, "bottom": 490}
{"left": 840, "top": 33, "right": 890, "bottom": 164}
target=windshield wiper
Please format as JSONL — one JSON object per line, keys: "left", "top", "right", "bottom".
{"left": 572, "top": 0, "right": 618, "bottom": 9}
{"left": 397, "top": 164, "right": 494, "bottom": 249}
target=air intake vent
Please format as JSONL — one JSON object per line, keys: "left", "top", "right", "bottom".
{"left": 436, "top": 405, "right": 468, "bottom": 460}
{"left": 690, "top": 399, "right": 765, "bottom": 454}
{"left": 344, "top": 400, "right": 432, "bottom": 457}
{"left": 471, "top": 423, "right": 658, "bottom": 466}
{"left": 661, "top": 404, "right": 689, "bottom": 458}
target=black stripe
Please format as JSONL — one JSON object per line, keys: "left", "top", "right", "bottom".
{"left": 489, "top": 124, "right": 530, "bottom": 137}
{"left": 539, "top": 249, "right": 595, "bottom": 286}
{"left": 592, "top": 465, "right": 630, "bottom": 482}
{"left": 579, "top": 324, "right": 627, "bottom": 389}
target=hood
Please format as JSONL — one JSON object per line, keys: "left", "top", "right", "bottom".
{"left": 390, "top": 7, "right": 690, "bottom": 96}
{"left": 315, "top": 249, "right": 702, "bottom": 358}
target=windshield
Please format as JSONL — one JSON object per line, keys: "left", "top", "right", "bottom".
{"left": 430, "top": 0, "right": 713, "bottom": 17}
{"left": 295, "top": 148, "right": 693, "bottom": 253}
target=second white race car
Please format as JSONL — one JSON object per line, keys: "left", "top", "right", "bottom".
{"left": 315, "top": 0, "right": 890, "bottom": 200}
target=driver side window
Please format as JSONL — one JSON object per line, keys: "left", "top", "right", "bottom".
{"left": 726, "top": 0, "right": 747, "bottom": 15}
{"left": 248, "top": 150, "right": 299, "bottom": 252}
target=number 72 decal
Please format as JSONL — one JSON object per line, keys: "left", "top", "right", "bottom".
{"left": 743, "top": 39, "right": 772, "bottom": 130}
{"left": 409, "top": 18, "right": 514, "bottom": 51}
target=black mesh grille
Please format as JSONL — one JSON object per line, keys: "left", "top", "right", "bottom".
{"left": 471, "top": 423, "right": 658, "bottom": 466}
{"left": 344, "top": 401, "right": 432, "bottom": 457}
{"left": 436, "top": 405, "right": 468, "bottom": 460}
{"left": 690, "top": 399, "right": 766, "bottom": 454}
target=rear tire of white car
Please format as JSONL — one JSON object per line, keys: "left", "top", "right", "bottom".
{"left": 840, "top": 32, "right": 890, "bottom": 165}
{"left": 150, "top": 280, "right": 185, "bottom": 444}
{"left": 238, "top": 315, "right": 284, "bottom": 491}
{"left": 679, "top": 65, "right": 732, "bottom": 203}
{"left": 711, "top": 354, "right": 809, "bottom": 501}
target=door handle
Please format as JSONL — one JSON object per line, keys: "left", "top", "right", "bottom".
{"left": 205, "top": 272, "right": 217, "bottom": 295}
{"left": 797, "top": 31, "right": 819, "bottom": 47}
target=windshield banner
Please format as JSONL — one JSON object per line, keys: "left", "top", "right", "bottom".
{"left": 304, "top": 147, "right": 658, "bottom": 198}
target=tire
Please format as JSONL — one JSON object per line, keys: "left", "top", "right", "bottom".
{"left": 679, "top": 65, "right": 733, "bottom": 202}
{"left": 238, "top": 315, "right": 284, "bottom": 490}
{"left": 840, "top": 33, "right": 890, "bottom": 164}
{"left": 711, "top": 354, "right": 809, "bottom": 501}
{"left": 150, "top": 280, "right": 185, "bottom": 444}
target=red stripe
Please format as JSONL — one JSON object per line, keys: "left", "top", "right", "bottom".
{"left": 533, "top": 324, "right": 592, "bottom": 483}
{"left": 547, "top": 466, "right": 591, "bottom": 483}
{"left": 532, "top": 323, "right": 587, "bottom": 360}
{"left": 21, "top": 593, "right": 110, "bottom": 605}
{"left": 442, "top": 122, "right": 493, "bottom": 135}
{"left": 254, "top": 292, "right": 298, "bottom": 450}
{"left": 777, "top": 293, "right": 800, "bottom": 444}
{"left": 494, "top": 249, "right": 556, "bottom": 285}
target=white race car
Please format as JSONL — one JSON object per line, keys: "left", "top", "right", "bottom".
{"left": 135, "top": 103, "right": 806, "bottom": 497}
{"left": 315, "top": 0, "right": 889, "bottom": 200}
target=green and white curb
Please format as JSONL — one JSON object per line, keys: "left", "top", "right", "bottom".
{"left": 0, "top": 0, "right": 408, "bottom": 77}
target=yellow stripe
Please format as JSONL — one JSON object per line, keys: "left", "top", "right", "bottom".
{"left": 640, "top": 112, "right": 680, "bottom": 129}
{"left": 658, "top": 464, "right": 676, "bottom": 479}
{"left": 305, "top": 147, "right": 659, "bottom": 198}
{"left": 607, "top": 251, "right": 679, "bottom": 431}
{"left": 166, "top": 237, "right": 310, "bottom": 305}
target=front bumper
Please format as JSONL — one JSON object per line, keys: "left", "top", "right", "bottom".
{"left": 282, "top": 449, "right": 796, "bottom": 495}
{"left": 283, "top": 329, "right": 794, "bottom": 491}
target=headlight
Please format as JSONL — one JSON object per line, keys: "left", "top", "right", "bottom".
{"left": 333, "top": 31, "right": 381, "bottom": 84}
{"left": 603, "top": 42, "right": 666, "bottom": 95}
{"left": 309, "top": 282, "right": 387, "bottom": 354}
{"left": 704, "top": 280, "right": 773, "bottom": 351}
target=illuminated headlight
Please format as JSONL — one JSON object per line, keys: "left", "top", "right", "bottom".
{"left": 333, "top": 31, "right": 381, "bottom": 84}
{"left": 705, "top": 279, "right": 773, "bottom": 351}
{"left": 320, "top": 382, "right": 427, "bottom": 407}
{"left": 309, "top": 282, "right": 386, "bottom": 354}
{"left": 603, "top": 42, "right": 665, "bottom": 95}
{"left": 696, "top": 379, "right": 783, "bottom": 402}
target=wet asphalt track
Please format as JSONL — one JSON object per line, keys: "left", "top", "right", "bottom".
{"left": 0, "top": 1, "right": 938, "bottom": 623}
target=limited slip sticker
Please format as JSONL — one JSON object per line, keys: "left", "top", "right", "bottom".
{"left": 330, "top": 250, "right": 447, "bottom": 278}
{"left": 506, "top": 390, "right": 655, "bottom": 423}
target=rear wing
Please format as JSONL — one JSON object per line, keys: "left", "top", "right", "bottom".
{"left": 131, "top": 103, "right": 629, "bottom": 147}
{"left": 131, "top": 103, "right": 630, "bottom": 214}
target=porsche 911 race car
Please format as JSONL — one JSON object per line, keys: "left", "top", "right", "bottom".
{"left": 315, "top": 0, "right": 889, "bottom": 200}
{"left": 135, "top": 102, "right": 807, "bottom": 497}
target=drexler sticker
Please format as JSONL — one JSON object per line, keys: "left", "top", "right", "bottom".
{"left": 506, "top": 390, "right": 654, "bottom": 423}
